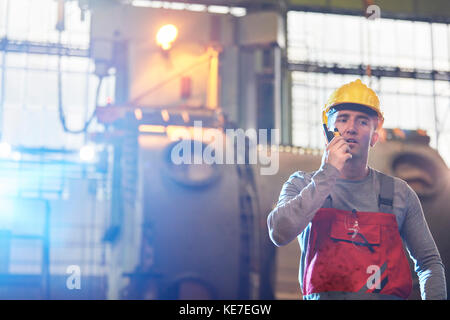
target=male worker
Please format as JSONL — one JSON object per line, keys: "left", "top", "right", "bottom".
{"left": 267, "top": 79, "right": 447, "bottom": 300}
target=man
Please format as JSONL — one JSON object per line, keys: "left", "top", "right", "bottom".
{"left": 267, "top": 79, "right": 447, "bottom": 300}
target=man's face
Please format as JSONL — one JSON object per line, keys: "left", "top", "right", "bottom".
{"left": 328, "top": 109, "right": 379, "bottom": 159}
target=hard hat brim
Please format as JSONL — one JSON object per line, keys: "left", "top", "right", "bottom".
{"left": 325, "top": 102, "right": 384, "bottom": 129}
{"left": 328, "top": 103, "right": 379, "bottom": 118}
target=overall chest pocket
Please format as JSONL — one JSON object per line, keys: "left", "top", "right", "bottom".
{"left": 330, "top": 219, "right": 381, "bottom": 253}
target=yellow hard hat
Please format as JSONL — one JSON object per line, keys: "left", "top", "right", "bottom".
{"left": 322, "top": 79, "right": 384, "bottom": 130}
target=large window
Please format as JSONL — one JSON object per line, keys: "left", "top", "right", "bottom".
{"left": 0, "top": 0, "right": 111, "bottom": 296}
{"left": 288, "top": 11, "right": 450, "bottom": 166}
{"left": 0, "top": 0, "right": 114, "bottom": 149}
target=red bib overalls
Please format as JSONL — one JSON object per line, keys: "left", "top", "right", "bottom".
{"left": 302, "top": 174, "right": 413, "bottom": 299}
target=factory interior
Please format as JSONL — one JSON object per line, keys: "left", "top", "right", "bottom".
{"left": 0, "top": 0, "right": 449, "bottom": 300}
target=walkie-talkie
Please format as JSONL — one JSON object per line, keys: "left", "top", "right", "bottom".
{"left": 324, "top": 125, "right": 341, "bottom": 143}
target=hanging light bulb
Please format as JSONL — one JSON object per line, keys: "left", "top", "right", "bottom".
{"left": 156, "top": 24, "right": 178, "bottom": 50}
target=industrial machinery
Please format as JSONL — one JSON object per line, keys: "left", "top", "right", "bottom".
{"left": 99, "top": 108, "right": 275, "bottom": 299}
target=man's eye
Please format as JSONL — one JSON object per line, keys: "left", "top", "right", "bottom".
{"left": 359, "top": 120, "right": 368, "bottom": 126}
{"left": 336, "top": 118, "right": 346, "bottom": 122}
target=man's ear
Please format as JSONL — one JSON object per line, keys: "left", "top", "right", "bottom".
{"left": 370, "top": 130, "right": 379, "bottom": 147}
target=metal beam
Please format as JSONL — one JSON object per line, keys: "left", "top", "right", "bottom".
{"left": 100, "top": 0, "right": 450, "bottom": 22}
{"left": 288, "top": 62, "right": 450, "bottom": 81}
{"left": 288, "top": 0, "right": 450, "bottom": 23}
{"left": 0, "top": 38, "right": 89, "bottom": 57}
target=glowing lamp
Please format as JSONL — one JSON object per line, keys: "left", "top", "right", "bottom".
{"left": 156, "top": 24, "right": 178, "bottom": 50}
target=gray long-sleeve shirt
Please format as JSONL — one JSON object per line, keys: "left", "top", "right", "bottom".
{"left": 267, "top": 163, "right": 447, "bottom": 300}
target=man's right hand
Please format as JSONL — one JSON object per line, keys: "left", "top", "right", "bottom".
{"left": 322, "top": 136, "right": 352, "bottom": 172}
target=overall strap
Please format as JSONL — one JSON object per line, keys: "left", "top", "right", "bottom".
{"left": 321, "top": 172, "right": 394, "bottom": 212}
{"left": 378, "top": 173, "right": 394, "bottom": 214}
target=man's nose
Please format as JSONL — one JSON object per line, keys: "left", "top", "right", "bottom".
{"left": 343, "top": 119, "right": 357, "bottom": 134}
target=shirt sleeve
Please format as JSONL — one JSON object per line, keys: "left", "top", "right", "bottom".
{"left": 267, "top": 163, "right": 340, "bottom": 246}
{"left": 400, "top": 182, "right": 447, "bottom": 300}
